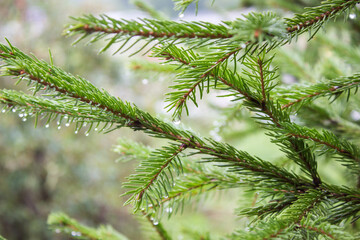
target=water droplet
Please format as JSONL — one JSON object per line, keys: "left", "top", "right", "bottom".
{"left": 19, "top": 113, "right": 24, "bottom": 118}
{"left": 240, "top": 43, "right": 246, "bottom": 48}
{"left": 57, "top": 121, "right": 60, "bottom": 125}
{"left": 71, "top": 231, "right": 79, "bottom": 236}
{"left": 142, "top": 79, "right": 148, "bottom": 85}
{"left": 163, "top": 195, "right": 168, "bottom": 199}
{"left": 45, "top": 124, "right": 50, "bottom": 128}
{"left": 28, "top": 112, "right": 33, "bottom": 116}
{"left": 75, "top": 130, "right": 78, "bottom": 134}
{"left": 83, "top": 122, "right": 87, "bottom": 127}
{"left": 150, "top": 217, "right": 154, "bottom": 221}
{"left": 55, "top": 228, "right": 61, "bottom": 234}
{"left": 351, "top": 110, "right": 360, "bottom": 121}
{"left": 64, "top": 115, "right": 68, "bottom": 119}
{"left": 22, "top": 118, "right": 27, "bottom": 122}
{"left": 57, "top": 126, "right": 61, "bottom": 130}
{"left": 1, "top": 109, "right": 5, "bottom": 113}
{"left": 85, "top": 132, "right": 89, "bottom": 136}
{"left": 65, "top": 122, "right": 70, "bottom": 127}
{"left": 12, "top": 108, "right": 16, "bottom": 112}
{"left": 165, "top": 207, "right": 173, "bottom": 213}
{"left": 179, "top": 13, "right": 184, "bottom": 18}
{"left": 74, "top": 107, "right": 78, "bottom": 111}
{"left": 173, "top": 117, "right": 181, "bottom": 125}
{"left": 94, "top": 128, "right": 98, "bottom": 131}
{"left": 349, "top": 13, "right": 356, "bottom": 19}
{"left": 153, "top": 221, "right": 159, "bottom": 225}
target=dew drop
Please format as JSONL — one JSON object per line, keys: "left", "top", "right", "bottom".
{"left": 57, "top": 121, "right": 60, "bottom": 125}
{"left": 19, "top": 113, "right": 24, "bottom": 118}
{"left": 28, "top": 112, "right": 33, "bottom": 116}
{"left": 165, "top": 207, "right": 173, "bottom": 213}
{"left": 12, "top": 108, "right": 16, "bottom": 112}
{"left": 64, "top": 115, "right": 68, "bottom": 119}
{"left": 22, "top": 118, "right": 27, "bottom": 122}
{"left": 45, "top": 124, "right": 50, "bottom": 128}
{"left": 153, "top": 221, "right": 159, "bottom": 225}
{"left": 57, "top": 126, "right": 61, "bottom": 130}
{"left": 351, "top": 110, "right": 360, "bottom": 121}
{"left": 349, "top": 13, "right": 356, "bottom": 19}
{"left": 240, "top": 43, "right": 246, "bottom": 48}
{"left": 65, "top": 122, "right": 70, "bottom": 127}
{"left": 94, "top": 128, "right": 98, "bottom": 131}
{"left": 83, "top": 122, "right": 87, "bottom": 127}
{"left": 173, "top": 117, "right": 181, "bottom": 125}
{"left": 75, "top": 130, "right": 78, "bottom": 134}
{"left": 1, "top": 109, "right": 5, "bottom": 113}
{"left": 179, "top": 13, "right": 184, "bottom": 18}
{"left": 150, "top": 217, "right": 154, "bottom": 221}
{"left": 142, "top": 78, "right": 149, "bottom": 85}
{"left": 85, "top": 132, "right": 89, "bottom": 136}
{"left": 74, "top": 107, "right": 78, "bottom": 111}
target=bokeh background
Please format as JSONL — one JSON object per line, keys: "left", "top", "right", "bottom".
{"left": 1, "top": 0, "right": 360, "bottom": 239}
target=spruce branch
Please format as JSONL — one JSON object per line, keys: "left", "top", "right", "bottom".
{"left": 65, "top": 14, "right": 234, "bottom": 55}
{"left": 156, "top": 45, "right": 247, "bottom": 117}
{"left": 47, "top": 212, "right": 128, "bottom": 240}
{"left": 285, "top": 0, "right": 360, "bottom": 36}
{"left": 277, "top": 73, "right": 360, "bottom": 109}
{"left": 278, "top": 122, "right": 360, "bottom": 171}
{"left": 0, "top": 89, "right": 124, "bottom": 131}
{"left": 173, "top": 0, "right": 199, "bottom": 14}
{"left": 0, "top": 41, "right": 314, "bottom": 204}
{"left": 123, "top": 143, "right": 188, "bottom": 211}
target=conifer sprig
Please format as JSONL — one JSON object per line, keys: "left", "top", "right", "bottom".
{"left": 123, "top": 143, "right": 188, "bottom": 210}
{"left": 276, "top": 73, "right": 360, "bottom": 109}
{"left": 47, "top": 212, "right": 128, "bottom": 240}
{"left": 65, "top": 14, "right": 234, "bottom": 55}
{"left": 0, "top": 41, "right": 314, "bottom": 200}
{"left": 285, "top": 0, "right": 360, "bottom": 36}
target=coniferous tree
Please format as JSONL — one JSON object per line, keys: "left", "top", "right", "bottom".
{"left": 1, "top": 0, "right": 360, "bottom": 239}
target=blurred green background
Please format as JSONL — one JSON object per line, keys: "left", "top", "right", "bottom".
{"left": 1, "top": 0, "right": 360, "bottom": 239}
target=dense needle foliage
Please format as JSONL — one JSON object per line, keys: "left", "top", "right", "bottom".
{"left": 1, "top": 0, "right": 360, "bottom": 239}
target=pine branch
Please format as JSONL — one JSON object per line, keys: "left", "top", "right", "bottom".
{"left": 123, "top": 143, "right": 188, "bottom": 211}
{"left": 276, "top": 73, "right": 360, "bottom": 109}
{"left": 156, "top": 45, "right": 247, "bottom": 117}
{"left": 277, "top": 122, "right": 360, "bottom": 171}
{"left": 0, "top": 89, "right": 124, "bottom": 132}
{"left": 0, "top": 42, "right": 314, "bottom": 205}
{"left": 146, "top": 165, "right": 241, "bottom": 216}
{"left": 65, "top": 14, "right": 234, "bottom": 55}
{"left": 297, "top": 217, "right": 355, "bottom": 240}
{"left": 173, "top": 0, "right": 199, "bottom": 14}
{"left": 296, "top": 224, "right": 336, "bottom": 239}
{"left": 47, "top": 212, "right": 128, "bottom": 240}
{"left": 285, "top": 0, "right": 360, "bottom": 35}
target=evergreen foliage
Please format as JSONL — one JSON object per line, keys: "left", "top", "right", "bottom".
{"left": 1, "top": 0, "right": 360, "bottom": 239}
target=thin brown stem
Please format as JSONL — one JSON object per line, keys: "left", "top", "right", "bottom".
{"left": 83, "top": 24, "right": 233, "bottom": 39}
{"left": 286, "top": 0, "right": 360, "bottom": 33}
{"left": 281, "top": 82, "right": 360, "bottom": 109}
{"left": 296, "top": 224, "right": 336, "bottom": 239}
{"left": 137, "top": 143, "right": 188, "bottom": 200}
